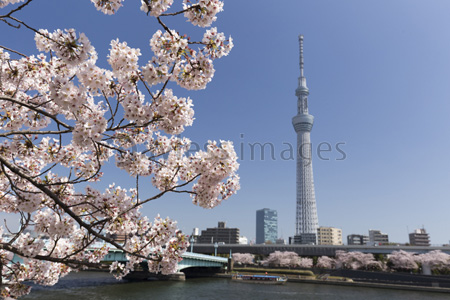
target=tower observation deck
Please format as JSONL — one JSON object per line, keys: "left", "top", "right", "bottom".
{"left": 292, "top": 35, "right": 319, "bottom": 245}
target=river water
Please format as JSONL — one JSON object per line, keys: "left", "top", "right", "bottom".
{"left": 22, "top": 271, "right": 449, "bottom": 300}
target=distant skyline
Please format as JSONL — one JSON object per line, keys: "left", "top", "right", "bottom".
{"left": 2, "top": 0, "right": 450, "bottom": 245}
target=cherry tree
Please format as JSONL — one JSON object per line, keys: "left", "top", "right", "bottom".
{"left": 0, "top": 0, "right": 239, "bottom": 297}
{"left": 316, "top": 256, "right": 335, "bottom": 269}
{"left": 260, "top": 251, "right": 300, "bottom": 268}
{"left": 232, "top": 253, "right": 254, "bottom": 265}
{"left": 415, "top": 250, "right": 450, "bottom": 275}
{"left": 334, "top": 251, "right": 383, "bottom": 271}
{"left": 387, "top": 250, "right": 419, "bottom": 271}
{"left": 298, "top": 257, "right": 313, "bottom": 269}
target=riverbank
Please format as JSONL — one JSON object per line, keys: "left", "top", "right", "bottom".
{"left": 221, "top": 268, "right": 450, "bottom": 294}
{"left": 215, "top": 273, "right": 450, "bottom": 294}
{"left": 290, "top": 276, "right": 450, "bottom": 294}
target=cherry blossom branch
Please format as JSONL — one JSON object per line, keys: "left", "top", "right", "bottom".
{"left": 156, "top": 17, "right": 172, "bottom": 35}
{"left": 108, "top": 118, "right": 158, "bottom": 131}
{"left": 0, "top": 130, "right": 71, "bottom": 138}
{"left": 132, "top": 174, "right": 200, "bottom": 208}
{"left": 160, "top": 5, "right": 200, "bottom": 17}
{"left": 4, "top": 213, "right": 31, "bottom": 246}
{"left": 0, "top": 156, "right": 116, "bottom": 241}
{"left": 4, "top": 15, "right": 60, "bottom": 45}
{"left": 0, "top": 45, "right": 27, "bottom": 57}
{"left": 0, "top": 155, "right": 162, "bottom": 263}
{"left": 155, "top": 64, "right": 176, "bottom": 99}
{"left": 0, "top": 0, "right": 34, "bottom": 18}
{"left": 0, "top": 243, "right": 101, "bottom": 268}
{"left": 0, "top": 96, "right": 73, "bottom": 129}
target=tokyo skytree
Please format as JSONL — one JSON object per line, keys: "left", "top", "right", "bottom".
{"left": 292, "top": 35, "right": 319, "bottom": 245}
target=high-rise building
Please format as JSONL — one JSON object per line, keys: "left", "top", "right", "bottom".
{"left": 256, "top": 208, "right": 278, "bottom": 244}
{"left": 317, "top": 226, "right": 343, "bottom": 245}
{"left": 292, "top": 35, "right": 319, "bottom": 245}
{"left": 409, "top": 228, "right": 430, "bottom": 246}
{"left": 347, "top": 234, "right": 369, "bottom": 245}
{"left": 368, "top": 229, "right": 389, "bottom": 245}
{"left": 197, "top": 221, "right": 240, "bottom": 244}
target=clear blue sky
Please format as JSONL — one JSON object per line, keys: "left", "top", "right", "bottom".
{"left": 2, "top": 0, "right": 450, "bottom": 245}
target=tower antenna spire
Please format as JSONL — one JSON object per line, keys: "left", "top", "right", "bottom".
{"left": 299, "top": 35, "right": 304, "bottom": 77}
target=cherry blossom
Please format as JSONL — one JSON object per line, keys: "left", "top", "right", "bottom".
{"left": 334, "top": 251, "right": 383, "bottom": 270}
{"left": 150, "top": 30, "right": 189, "bottom": 63}
{"left": 260, "top": 251, "right": 300, "bottom": 268}
{"left": 0, "top": 0, "right": 237, "bottom": 297}
{"left": 153, "top": 89, "right": 194, "bottom": 134}
{"left": 140, "top": 0, "right": 174, "bottom": 17}
{"left": 298, "top": 257, "right": 313, "bottom": 269}
{"left": 316, "top": 256, "right": 335, "bottom": 269}
{"left": 232, "top": 253, "right": 254, "bottom": 265}
{"left": 173, "top": 51, "right": 215, "bottom": 90}
{"left": 387, "top": 250, "right": 419, "bottom": 271}
{"left": 202, "top": 27, "right": 233, "bottom": 59}
{"left": 415, "top": 250, "right": 450, "bottom": 274}
{"left": 36, "top": 29, "right": 95, "bottom": 66}
{"left": 91, "top": 0, "right": 123, "bottom": 15}
{"left": 183, "top": 0, "right": 224, "bottom": 28}
{"left": 0, "top": 0, "right": 25, "bottom": 9}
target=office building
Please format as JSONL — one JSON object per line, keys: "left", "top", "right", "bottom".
{"left": 368, "top": 229, "right": 389, "bottom": 245}
{"left": 197, "top": 221, "right": 240, "bottom": 244}
{"left": 409, "top": 228, "right": 430, "bottom": 246}
{"left": 256, "top": 208, "right": 278, "bottom": 244}
{"left": 347, "top": 234, "right": 369, "bottom": 245}
{"left": 317, "top": 226, "right": 342, "bottom": 245}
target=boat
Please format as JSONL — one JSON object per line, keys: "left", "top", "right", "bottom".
{"left": 231, "top": 274, "right": 287, "bottom": 285}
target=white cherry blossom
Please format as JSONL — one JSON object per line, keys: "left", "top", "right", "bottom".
{"left": 140, "top": 0, "right": 174, "bottom": 17}
{"left": 183, "top": 0, "right": 224, "bottom": 27}
{"left": 0, "top": 0, "right": 237, "bottom": 297}
{"left": 91, "top": 0, "right": 123, "bottom": 15}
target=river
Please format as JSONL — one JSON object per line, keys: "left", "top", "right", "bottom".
{"left": 22, "top": 271, "right": 449, "bottom": 300}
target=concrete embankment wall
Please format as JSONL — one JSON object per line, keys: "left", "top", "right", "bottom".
{"left": 214, "top": 273, "right": 450, "bottom": 294}
{"left": 322, "top": 269, "right": 450, "bottom": 289}
{"left": 289, "top": 277, "right": 450, "bottom": 294}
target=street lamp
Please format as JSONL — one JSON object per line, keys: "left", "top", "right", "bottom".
{"left": 214, "top": 242, "right": 218, "bottom": 256}
{"left": 190, "top": 236, "right": 194, "bottom": 253}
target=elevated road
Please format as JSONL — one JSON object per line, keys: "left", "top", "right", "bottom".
{"left": 191, "top": 244, "right": 450, "bottom": 257}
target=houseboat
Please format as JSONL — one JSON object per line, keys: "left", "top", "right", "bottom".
{"left": 232, "top": 274, "right": 287, "bottom": 285}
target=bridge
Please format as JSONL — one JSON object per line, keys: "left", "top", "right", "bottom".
{"left": 101, "top": 249, "right": 229, "bottom": 272}
{"left": 177, "top": 252, "right": 229, "bottom": 271}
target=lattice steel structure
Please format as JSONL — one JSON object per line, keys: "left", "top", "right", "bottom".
{"left": 292, "top": 35, "right": 319, "bottom": 244}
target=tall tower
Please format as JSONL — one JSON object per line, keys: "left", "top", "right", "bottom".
{"left": 292, "top": 35, "right": 319, "bottom": 245}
